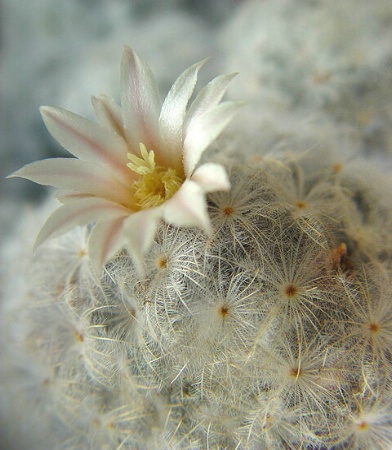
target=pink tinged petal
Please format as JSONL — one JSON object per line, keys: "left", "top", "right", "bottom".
{"left": 183, "top": 101, "right": 242, "bottom": 177}
{"left": 185, "top": 73, "right": 238, "bottom": 129}
{"left": 190, "top": 162, "right": 231, "bottom": 193}
{"left": 123, "top": 208, "right": 161, "bottom": 275}
{"left": 158, "top": 59, "right": 207, "bottom": 165}
{"left": 34, "top": 198, "right": 130, "bottom": 250}
{"left": 55, "top": 190, "right": 100, "bottom": 203}
{"left": 40, "top": 106, "right": 130, "bottom": 177}
{"left": 8, "top": 158, "right": 134, "bottom": 205}
{"left": 162, "top": 179, "right": 212, "bottom": 234}
{"left": 91, "top": 95, "right": 125, "bottom": 139}
{"left": 120, "top": 46, "right": 161, "bottom": 150}
{"left": 88, "top": 217, "right": 126, "bottom": 269}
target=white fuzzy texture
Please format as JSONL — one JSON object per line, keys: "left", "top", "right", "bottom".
{"left": 2, "top": 143, "right": 392, "bottom": 449}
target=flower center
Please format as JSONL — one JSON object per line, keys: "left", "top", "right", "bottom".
{"left": 127, "top": 143, "right": 184, "bottom": 209}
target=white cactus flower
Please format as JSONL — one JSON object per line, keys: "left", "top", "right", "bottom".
{"left": 10, "top": 46, "right": 240, "bottom": 272}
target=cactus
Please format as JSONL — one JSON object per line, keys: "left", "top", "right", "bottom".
{"left": 2, "top": 147, "right": 392, "bottom": 449}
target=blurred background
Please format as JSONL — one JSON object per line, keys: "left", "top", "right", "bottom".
{"left": 1, "top": 0, "right": 392, "bottom": 232}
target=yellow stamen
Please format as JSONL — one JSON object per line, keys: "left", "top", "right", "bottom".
{"left": 127, "top": 142, "right": 185, "bottom": 210}
{"left": 127, "top": 143, "right": 156, "bottom": 175}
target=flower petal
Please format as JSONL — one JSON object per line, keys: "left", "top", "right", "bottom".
{"left": 190, "top": 162, "right": 231, "bottom": 193}
{"left": 185, "top": 73, "right": 238, "bottom": 128}
{"left": 163, "top": 179, "right": 212, "bottom": 234}
{"left": 159, "top": 59, "right": 207, "bottom": 166}
{"left": 55, "top": 190, "right": 101, "bottom": 203}
{"left": 121, "top": 46, "right": 161, "bottom": 151}
{"left": 88, "top": 217, "right": 126, "bottom": 269}
{"left": 35, "top": 198, "right": 130, "bottom": 250}
{"left": 91, "top": 95, "right": 125, "bottom": 139}
{"left": 183, "top": 101, "right": 242, "bottom": 177}
{"left": 8, "top": 158, "right": 134, "bottom": 205}
{"left": 123, "top": 208, "right": 161, "bottom": 275}
{"left": 40, "top": 106, "right": 129, "bottom": 177}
